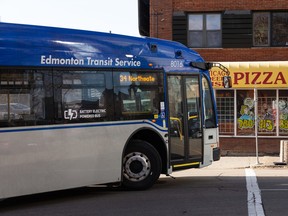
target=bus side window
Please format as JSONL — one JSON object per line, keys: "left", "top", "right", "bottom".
{"left": 56, "top": 71, "right": 108, "bottom": 123}
{"left": 0, "top": 69, "right": 49, "bottom": 127}
{"left": 202, "top": 76, "right": 216, "bottom": 128}
{"left": 113, "top": 71, "right": 163, "bottom": 120}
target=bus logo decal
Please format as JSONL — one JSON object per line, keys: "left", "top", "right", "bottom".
{"left": 64, "top": 109, "right": 78, "bottom": 120}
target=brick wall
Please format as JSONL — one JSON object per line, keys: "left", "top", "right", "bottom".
{"left": 150, "top": 0, "right": 173, "bottom": 39}
{"left": 172, "top": 0, "right": 288, "bottom": 11}
{"left": 150, "top": 0, "right": 288, "bottom": 41}
{"left": 195, "top": 48, "right": 288, "bottom": 62}
{"left": 220, "top": 137, "right": 282, "bottom": 156}
{"left": 150, "top": 0, "right": 288, "bottom": 63}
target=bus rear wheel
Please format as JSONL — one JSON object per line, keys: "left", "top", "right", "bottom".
{"left": 122, "top": 140, "right": 162, "bottom": 190}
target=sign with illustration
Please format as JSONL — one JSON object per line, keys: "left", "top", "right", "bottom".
{"left": 238, "top": 97, "right": 288, "bottom": 132}
{"left": 258, "top": 101, "right": 275, "bottom": 132}
{"left": 238, "top": 98, "right": 255, "bottom": 129}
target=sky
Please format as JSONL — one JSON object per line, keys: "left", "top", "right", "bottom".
{"left": 0, "top": 0, "right": 140, "bottom": 37}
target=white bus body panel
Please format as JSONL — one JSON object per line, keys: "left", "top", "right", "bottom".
{"left": 200, "top": 127, "right": 219, "bottom": 167}
{"left": 0, "top": 121, "right": 166, "bottom": 199}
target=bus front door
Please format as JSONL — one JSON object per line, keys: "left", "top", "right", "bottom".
{"left": 168, "top": 75, "right": 203, "bottom": 169}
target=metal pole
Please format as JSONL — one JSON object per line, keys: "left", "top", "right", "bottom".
{"left": 254, "top": 88, "right": 260, "bottom": 165}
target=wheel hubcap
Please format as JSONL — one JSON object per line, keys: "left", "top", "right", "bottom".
{"left": 123, "top": 152, "right": 151, "bottom": 182}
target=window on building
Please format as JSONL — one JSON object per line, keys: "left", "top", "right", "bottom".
{"left": 253, "top": 12, "right": 288, "bottom": 47}
{"left": 253, "top": 12, "right": 270, "bottom": 46}
{"left": 188, "top": 14, "right": 222, "bottom": 48}
{"left": 236, "top": 90, "right": 255, "bottom": 136}
{"left": 272, "top": 12, "right": 288, "bottom": 46}
{"left": 257, "top": 90, "right": 276, "bottom": 136}
{"left": 279, "top": 90, "right": 288, "bottom": 135}
{"left": 216, "top": 90, "right": 234, "bottom": 135}
{"left": 216, "top": 88, "right": 288, "bottom": 137}
{"left": 236, "top": 90, "right": 277, "bottom": 136}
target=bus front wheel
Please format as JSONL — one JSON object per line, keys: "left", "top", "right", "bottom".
{"left": 122, "top": 140, "right": 162, "bottom": 190}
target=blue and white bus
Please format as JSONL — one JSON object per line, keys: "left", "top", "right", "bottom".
{"left": 0, "top": 23, "right": 229, "bottom": 198}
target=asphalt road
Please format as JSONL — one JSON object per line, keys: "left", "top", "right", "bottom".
{"left": 0, "top": 157, "right": 287, "bottom": 216}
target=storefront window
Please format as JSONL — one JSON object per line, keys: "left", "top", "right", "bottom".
{"left": 257, "top": 90, "right": 276, "bottom": 136}
{"left": 237, "top": 90, "right": 255, "bottom": 136}
{"left": 216, "top": 90, "right": 234, "bottom": 135}
{"left": 279, "top": 90, "right": 288, "bottom": 135}
{"left": 216, "top": 88, "right": 288, "bottom": 137}
{"left": 212, "top": 62, "right": 288, "bottom": 138}
{"left": 236, "top": 90, "right": 278, "bottom": 136}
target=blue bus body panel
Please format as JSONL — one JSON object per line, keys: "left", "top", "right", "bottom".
{"left": 0, "top": 22, "right": 208, "bottom": 75}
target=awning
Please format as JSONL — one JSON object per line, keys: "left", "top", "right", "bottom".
{"left": 210, "top": 61, "right": 288, "bottom": 89}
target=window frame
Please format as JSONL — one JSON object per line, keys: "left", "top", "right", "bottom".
{"left": 253, "top": 12, "right": 271, "bottom": 47}
{"left": 253, "top": 11, "right": 288, "bottom": 47}
{"left": 187, "top": 13, "right": 222, "bottom": 48}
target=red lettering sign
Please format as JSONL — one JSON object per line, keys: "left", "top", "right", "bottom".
{"left": 232, "top": 71, "right": 287, "bottom": 86}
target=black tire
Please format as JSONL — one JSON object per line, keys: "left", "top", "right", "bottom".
{"left": 122, "top": 140, "right": 162, "bottom": 190}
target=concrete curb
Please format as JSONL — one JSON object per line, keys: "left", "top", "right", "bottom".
{"left": 205, "top": 156, "right": 288, "bottom": 170}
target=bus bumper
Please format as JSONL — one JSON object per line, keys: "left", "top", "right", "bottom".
{"left": 213, "top": 147, "right": 221, "bottom": 161}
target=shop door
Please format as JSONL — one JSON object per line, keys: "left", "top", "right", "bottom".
{"left": 168, "top": 75, "right": 203, "bottom": 166}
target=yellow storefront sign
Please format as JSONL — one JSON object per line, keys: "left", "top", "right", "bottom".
{"left": 210, "top": 61, "right": 288, "bottom": 89}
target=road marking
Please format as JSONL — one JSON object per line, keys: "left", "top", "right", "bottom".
{"left": 245, "top": 168, "right": 265, "bottom": 216}
{"left": 262, "top": 189, "right": 288, "bottom": 191}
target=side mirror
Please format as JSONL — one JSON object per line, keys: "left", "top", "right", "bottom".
{"left": 190, "top": 62, "right": 213, "bottom": 70}
{"left": 223, "top": 76, "right": 232, "bottom": 88}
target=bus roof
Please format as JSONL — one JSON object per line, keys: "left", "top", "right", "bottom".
{"left": 0, "top": 22, "right": 207, "bottom": 74}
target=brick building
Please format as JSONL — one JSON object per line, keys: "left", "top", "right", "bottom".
{"left": 139, "top": 0, "right": 288, "bottom": 155}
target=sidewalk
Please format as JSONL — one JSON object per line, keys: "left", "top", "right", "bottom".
{"left": 206, "top": 156, "right": 288, "bottom": 169}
